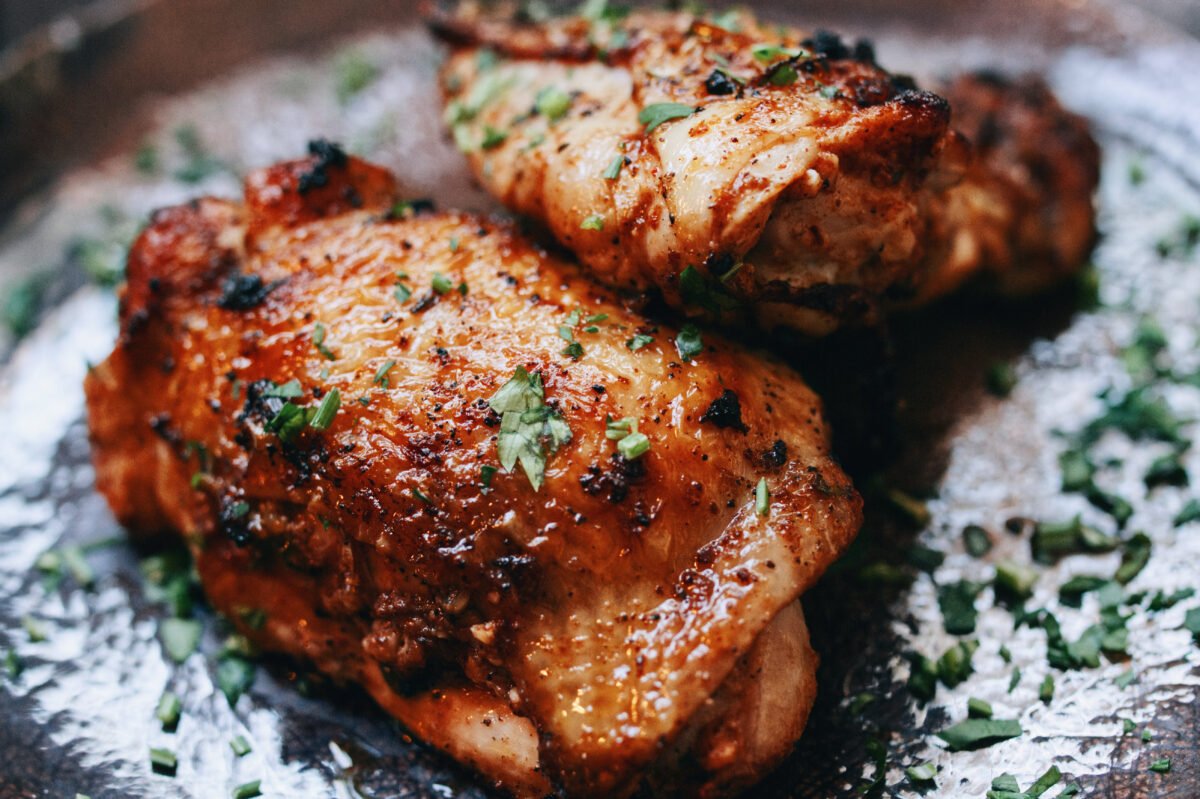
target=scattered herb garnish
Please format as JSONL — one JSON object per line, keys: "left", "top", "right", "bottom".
{"left": 963, "top": 524, "right": 993, "bottom": 557}
{"left": 937, "top": 718, "right": 1023, "bottom": 751}
{"left": 535, "top": 86, "right": 573, "bottom": 121}
{"left": 488, "top": 367, "right": 572, "bottom": 491}
{"left": 312, "top": 323, "right": 336, "bottom": 360}
{"left": 230, "top": 735, "right": 252, "bottom": 757}
{"left": 580, "top": 213, "right": 606, "bottom": 231}
{"left": 675, "top": 324, "right": 703, "bottom": 361}
{"left": 156, "top": 692, "right": 182, "bottom": 731}
{"left": 233, "top": 780, "right": 263, "bottom": 799}
{"left": 638, "top": 102, "right": 697, "bottom": 134}
{"left": 373, "top": 360, "right": 396, "bottom": 388}
{"left": 334, "top": 50, "right": 379, "bottom": 104}
{"left": 755, "top": 478, "right": 770, "bottom": 516}
{"left": 159, "top": 618, "right": 201, "bottom": 663}
{"left": 626, "top": 333, "right": 654, "bottom": 351}
{"left": 603, "top": 153, "right": 625, "bottom": 180}
{"left": 149, "top": 746, "right": 178, "bottom": 776}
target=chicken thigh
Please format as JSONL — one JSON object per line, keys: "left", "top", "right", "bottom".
{"left": 84, "top": 144, "right": 862, "bottom": 797}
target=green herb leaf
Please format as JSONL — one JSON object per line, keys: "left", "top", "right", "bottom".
{"left": 373, "top": 360, "right": 396, "bottom": 387}
{"left": 938, "top": 580, "right": 982, "bottom": 635}
{"left": 617, "top": 431, "right": 650, "bottom": 460}
{"left": 937, "top": 640, "right": 978, "bottom": 688}
{"left": 580, "top": 213, "right": 606, "bottom": 231}
{"left": 489, "top": 368, "right": 571, "bottom": 491}
{"left": 230, "top": 735, "right": 252, "bottom": 757}
{"left": 216, "top": 655, "right": 256, "bottom": 706}
{"left": 1149, "top": 757, "right": 1171, "bottom": 774}
{"left": 1115, "top": 533, "right": 1151, "bottom": 585}
{"left": 603, "top": 153, "right": 625, "bottom": 180}
{"left": 1040, "top": 673, "right": 1056, "bottom": 704}
{"left": 480, "top": 464, "right": 498, "bottom": 491}
{"left": 535, "top": 86, "right": 573, "bottom": 121}
{"left": 160, "top": 618, "right": 202, "bottom": 663}
{"left": 755, "top": 478, "right": 770, "bottom": 516}
{"left": 936, "top": 718, "right": 1023, "bottom": 751}
{"left": 968, "top": 697, "right": 993, "bottom": 718}
{"left": 906, "top": 762, "right": 938, "bottom": 784}
{"left": 232, "top": 779, "right": 263, "bottom": 799}
{"left": 431, "top": 273, "right": 454, "bottom": 294}
{"left": 907, "top": 654, "right": 938, "bottom": 702}
{"left": 638, "top": 102, "right": 697, "bottom": 134}
{"left": 1174, "top": 498, "right": 1200, "bottom": 527}
{"left": 626, "top": 333, "right": 654, "bottom": 351}
{"left": 312, "top": 323, "right": 336, "bottom": 360}
{"left": 751, "top": 43, "right": 803, "bottom": 63}
{"left": 963, "top": 524, "right": 993, "bottom": 557}
{"left": 308, "top": 389, "right": 341, "bottom": 431}
{"left": 986, "top": 362, "right": 1018, "bottom": 396}
{"left": 675, "top": 324, "right": 703, "bottom": 361}
{"left": 149, "top": 746, "right": 178, "bottom": 776}
{"left": 156, "top": 691, "right": 182, "bottom": 731}
{"left": 481, "top": 126, "right": 508, "bottom": 150}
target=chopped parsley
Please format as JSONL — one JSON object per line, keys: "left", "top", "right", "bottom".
{"left": 480, "top": 126, "right": 508, "bottom": 150}
{"left": 906, "top": 762, "right": 938, "bottom": 785}
{"left": 968, "top": 697, "right": 993, "bottom": 718}
{"left": 603, "top": 153, "right": 625, "bottom": 180}
{"left": 1149, "top": 757, "right": 1172, "bottom": 774}
{"left": 626, "top": 333, "right": 654, "bottom": 351}
{"left": 963, "top": 524, "right": 993, "bottom": 557}
{"left": 618, "top": 432, "right": 650, "bottom": 460}
{"left": 580, "top": 213, "right": 606, "bottom": 231}
{"left": 936, "top": 718, "right": 1023, "bottom": 751}
{"left": 1115, "top": 533, "right": 1151, "bottom": 584}
{"left": 987, "top": 362, "right": 1018, "bottom": 396}
{"left": 675, "top": 324, "right": 702, "bottom": 361}
{"left": 373, "top": 360, "right": 396, "bottom": 388}
{"left": 751, "top": 43, "right": 803, "bottom": 63}
{"left": 480, "top": 464, "right": 498, "bottom": 492}
{"left": 1175, "top": 498, "right": 1200, "bottom": 526}
{"left": 159, "top": 618, "right": 202, "bottom": 663}
{"left": 431, "top": 273, "right": 454, "bottom": 294}
{"left": 216, "top": 651, "right": 256, "bottom": 706}
{"left": 312, "top": 323, "right": 336, "bottom": 360}
{"left": 535, "top": 86, "right": 572, "bottom": 121}
{"left": 394, "top": 283, "right": 412, "bottom": 303}
{"left": 488, "top": 367, "right": 572, "bottom": 491}
{"left": 155, "top": 691, "right": 182, "bottom": 732}
{"left": 149, "top": 746, "right": 178, "bottom": 776}
{"left": 308, "top": 389, "right": 341, "bottom": 431}
{"left": 755, "top": 478, "right": 770, "bottom": 516}
{"left": 938, "top": 580, "right": 982, "bottom": 635}
{"left": 638, "top": 102, "right": 697, "bottom": 134}
{"left": 233, "top": 780, "right": 263, "bottom": 799}
{"left": 1039, "top": 674, "right": 1056, "bottom": 704}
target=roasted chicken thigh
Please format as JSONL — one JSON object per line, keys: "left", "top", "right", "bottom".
{"left": 437, "top": 5, "right": 964, "bottom": 335}
{"left": 435, "top": 6, "right": 1099, "bottom": 332}
{"left": 84, "top": 146, "right": 862, "bottom": 797}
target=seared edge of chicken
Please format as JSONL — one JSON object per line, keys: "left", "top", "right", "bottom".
{"left": 910, "top": 70, "right": 1101, "bottom": 303}
{"left": 84, "top": 144, "right": 862, "bottom": 797}
{"left": 434, "top": 4, "right": 963, "bottom": 335}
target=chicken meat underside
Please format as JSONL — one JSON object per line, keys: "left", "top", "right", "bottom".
{"left": 84, "top": 149, "right": 862, "bottom": 798}
{"left": 435, "top": 6, "right": 1099, "bottom": 333}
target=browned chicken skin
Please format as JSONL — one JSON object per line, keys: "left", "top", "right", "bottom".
{"left": 912, "top": 71, "right": 1101, "bottom": 303}
{"left": 84, "top": 145, "right": 862, "bottom": 797}
{"left": 436, "top": 5, "right": 965, "bottom": 335}
{"left": 434, "top": 6, "right": 1099, "bottom": 332}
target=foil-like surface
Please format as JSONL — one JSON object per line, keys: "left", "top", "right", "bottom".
{"left": 2, "top": 5, "right": 1200, "bottom": 797}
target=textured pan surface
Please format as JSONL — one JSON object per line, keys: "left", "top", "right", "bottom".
{"left": 2, "top": 1, "right": 1200, "bottom": 797}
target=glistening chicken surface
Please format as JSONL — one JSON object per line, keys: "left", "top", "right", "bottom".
{"left": 83, "top": 145, "right": 862, "bottom": 798}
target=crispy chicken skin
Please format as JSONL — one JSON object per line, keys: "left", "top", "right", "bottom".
{"left": 912, "top": 71, "right": 1101, "bottom": 303}
{"left": 435, "top": 7, "right": 1100, "bottom": 331}
{"left": 436, "top": 6, "right": 964, "bottom": 335}
{"left": 84, "top": 146, "right": 862, "bottom": 797}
